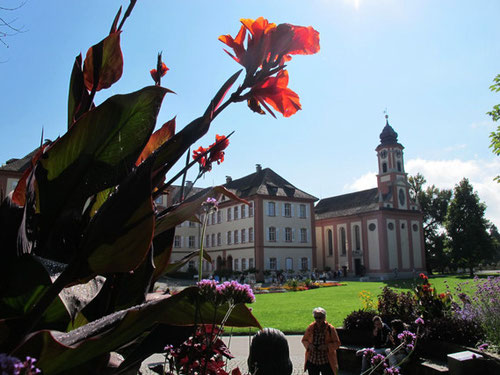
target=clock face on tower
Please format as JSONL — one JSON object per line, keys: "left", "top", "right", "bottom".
{"left": 380, "top": 150, "right": 387, "bottom": 158}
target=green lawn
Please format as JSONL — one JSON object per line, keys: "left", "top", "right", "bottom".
{"left": 234, "top": 275, "right": 474, "bottom": 335}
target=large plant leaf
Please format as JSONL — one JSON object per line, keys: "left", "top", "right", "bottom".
{"left": 82, "top": 157, "right": 155, "bottom": 275}
{"left": 31, "top": 86, "right": 167, "bottom": 257}
{"left": 151, "top": 227, "right": 175, "bottom": 282}
{"left": 161, "top": 250, "right": 212, "bottom": 277}
{"left": 83, "top": 32, "right": 123, "bottom": 92}
{"left": 12, "top": 287, "right": 260, "bottom": 374}
{"left": 67, "top": 54, "right": 92, "bottom": 127}
{"left": 136, "top": 117, "right": 176, "bottom": 166}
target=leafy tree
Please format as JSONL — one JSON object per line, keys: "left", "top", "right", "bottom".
{"left": 489, "top": 224, "right": 500, "bottom": 264}
{"left": 487, "top": 74, "right": 500, "bottom": 182}
{"left": 408, "top": 173, "right": 452, "bottom": 273}
{"left": 445, "top": 178, "right": 493, "bottom": 276}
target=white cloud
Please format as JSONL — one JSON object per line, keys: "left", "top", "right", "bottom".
{"left": 444, "top": 144, "right": 466, "bottom": 152}
{"left": 346, "top": 158, "right": 500, "bottom": 228}
{"left": 471, "top": 120, "right": 494, "bottom": 129}
{"left": 343, "top": 172, "right": 376, "bottom": 192}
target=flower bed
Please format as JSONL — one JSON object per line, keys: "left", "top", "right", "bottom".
{"left": 254, "top": 281, "right": 346, "bottom": 294}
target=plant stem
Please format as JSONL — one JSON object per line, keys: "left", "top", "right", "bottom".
{"left": 199, "top": 212, "right": 209, "bottom": 282}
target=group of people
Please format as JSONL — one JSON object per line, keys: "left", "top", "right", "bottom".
{"left": 247, "top": 308, "right": 407, "bottom": 375}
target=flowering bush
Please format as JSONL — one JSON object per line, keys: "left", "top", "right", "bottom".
{"left": 377, "top": 287, "right": 418, "bottom": 324}
{"left": 452, "top": 276, "right": 500, "bottom": 351}
{"left": 0, "top": 2, "right": 318, "bottom": 373}
{"left": 0, "top": 354, "right": 40, "bottom": 375}
{"left": 414, "top": 273, "right": 452, "bottom": 320}
{"left": 359, "top": 290, "right": 378, "bottom": 311}
{"left": 160, "top": 280, "right": 256, "bottom": 375}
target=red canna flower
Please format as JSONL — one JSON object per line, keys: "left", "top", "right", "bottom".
{"left": 246, "top": 69, "right": 301, "bottom": 117}
{"left": 219, "top": 17, "right": 319, "bottom": 73}
{"left": 192, "top": 135, "right": 230, "bottom": 172}
{"left": 150, "top": 61, "right": 169, "bottom": 85}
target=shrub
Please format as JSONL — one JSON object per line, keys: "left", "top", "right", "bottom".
{"left": 414, "top": 273, "right": 452, "bottom": 320}
{"left": 425, "top": 316, "right": 484, "bottom": 347}
{"left": 377, "top": 287, "right": 418, "bottom": 324}
{"left": 343, "top": 309, "right": 377, "bottom": 330}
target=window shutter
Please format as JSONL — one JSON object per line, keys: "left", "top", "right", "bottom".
{"left": 281, "top": 203, "right": 285, "bottom": 217}
{"left": 266, "top": 258, "right": 270, "bottom": 270}
{"left": 306, "top": 204, "right": 310, "bottom": 218}
{"left": 306, "top": 229, "right": 309, "bottom": 243}
{"left": 267, "top": 227, "right": 270, "bottom": 241}
{"left": 180, "top": 237, "right": 184, "bottom": 247}
{"left": 291, "top": 204, "right": 294, "bottom": 217}
{"left": 276, "top": 228, "right": 279, "bottom": 241}
{"left": 276, "top": 258, "right": 280, "bottom": 270}
{"left": 267, "top": 202, "right": 270, "bottom": 216}
{"left": 292, "top": 228, "right": 296, "bottom": 242}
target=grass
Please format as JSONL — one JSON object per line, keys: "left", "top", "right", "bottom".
{"left": 233, "top": 275, "right": 473, "bottom": 335}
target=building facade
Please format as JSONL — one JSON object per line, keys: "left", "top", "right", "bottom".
{"left": 169, "top": 165, "right": 318, "bottom": 280}
{"left": 314, "top": 118, "right": 426, "bottom": 279}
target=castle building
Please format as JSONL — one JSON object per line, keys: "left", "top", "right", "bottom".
{"left": 168, "top": 165, "right": 318, "bottom": 279}
{"left": 314, "top": 117, "right": 426, "bottom": 278}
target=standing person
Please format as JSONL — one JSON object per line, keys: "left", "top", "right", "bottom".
{"left": 302, "top": 307, "right": 341, "bottom": 375}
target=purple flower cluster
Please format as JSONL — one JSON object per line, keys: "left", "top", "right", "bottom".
{"left": 362, "top": 348, "right": 376, "bottom": 359}
{"left": 0, "top": 354, "right": 41, "bottom": 375}
{"left": 383, "top": 366, "right": 401, "bottom": 375}
{"left": 371, "top": 353, "right": 386, "bottom": 367}
{"left": 203, "top": 197, "right": 219, "bottom": 213}
{"left": 414, "top": 317, "right": 425, "bottom": 325}
{"left": 452, "top": 276, "right": 500, "bottom": 350}
{"left": 197, "top": 279, "right": 255, "bottom": 305}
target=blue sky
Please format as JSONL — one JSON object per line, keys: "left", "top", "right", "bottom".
{"left": 1, "top": 0, "right": 499, "bottom": 226}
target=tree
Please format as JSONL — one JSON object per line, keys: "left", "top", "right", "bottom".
{"left": 445, "top": 178, "right": 493, "bottom": 276}
{"left": 487, "top": 74, "right": 500, "bottom": 182}
{"left": 0, "top": 1, "right": 26, "bottom": 49}
{"left": 409, "top": 173, "right": 452, "bottom": 273}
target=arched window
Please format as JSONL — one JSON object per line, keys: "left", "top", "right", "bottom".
{"left": 340, "top": 227, "right": 347, "bottom": 255}
{"left": 397, "top": 161, "right": 402, "bottom": 172}
{"left": 382, "top": 163, "right": 387, "bottom": 173}
{"left": 354, "top": 225, "right": 361, "bottom": 250}
{"left": 327, "top": 229, "right": 333, "bottom": 256}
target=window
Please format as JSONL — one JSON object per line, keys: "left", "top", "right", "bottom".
{"left": 388, "top": 222, "right": 394, "bottom": 230}
{"left": 217, "top": 232, "right": 221, "bottom": 246}
{"left": 354, "top": 225, "right": 361, "bottom": 250}
{"left": 299, "top": 204, "right": 306, "bottom": 218}
{"left": 174, "top": 235, "right": 181, "bottom": 248}
{"left": 234, "top": 230, "right": 239, "bottom": 244}
{"left": 155, "top": 196, "right": 163, "bottom": 205}
{"left": 249, "top": 227, "right": 254, "bottom": 242}
{"left": 234, "top": 258, "right": 239, "bottom": 271}
{"left": 268, "top": 202, "right": 276, "bottom": 216}
{"left": 301, "top": 257, "right": 308, "bottom": 271}
{"left": 227, "top": 231, "right": 232, "bottom": 245}
{"left": 340, "top": 227, "right": 346, "bottom": 255}
{"left": 249, "top": 258, "right": 254, "bottom": 269}
{"left": 217, "top": 210, "right": 222, "bottom": 224}
{"left": 189, "top": 236, "right": 195, "bottom": 248}
{"left": 327, "top": 229, "right": 333, "bottom": 256}
{"left": 300, "top": 228, "right": 307, "bottom": 243}
{"left": 241, "top": 228, "right": 246, "bottom": 243}
{"left": 286, "top": 257, "right": 293, "bottom": 270}
{"left": 285, "top": 227, "right": 292, "bottom": 242}
{"left": 205, "top": 234, "right": 210, "bottom": 248}
{"left": 249, "top": 202, "right": 254, "bottom": 217}
{"left": 189, "top": 221, "right": 196, "bottom": 228}
{"left": 369, "top": 223, "right": 376, "bottom": 231}
{"left": 241, "top": 205, "right": 246, "bottom": 218}
{"left": 241, "top": 258, "right": 247, "bottom": 270}
{"left": 399, "top": 189, "right": 406, "bottom": 206}
{"left": 397, "top": 161, "right": 402, "bottom": 172}
{"left": 382, "top": 163, "right": 387, "bottom": 173}
{"left": 211, "top": 212, "right": 216, "bottom": 225}
{"left": 412, "top": 224, "right": 419, "bottom": 232}
{"left": 211, "top": 234, "right": 215, "bottom": 248}
{"left": 188, "top": 260, "right": 195, "bottom": 271}
{"left": 269, "top": 257, "right": 277, "bottom": 270}
{"left": 234, "top": 206, "right": 239, "bottom": 220}
{"left": 268, "top": 227, "right": 276, "bottom": 242}
{"left": 284, "top": 203, "right": 291, "bottom": 217}
{"left": 227, "top": 208, "right": 232, "bottom": 221}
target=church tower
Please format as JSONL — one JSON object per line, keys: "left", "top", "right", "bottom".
{"left": 375, "top": 115, "right": 416, "bottom": 210}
